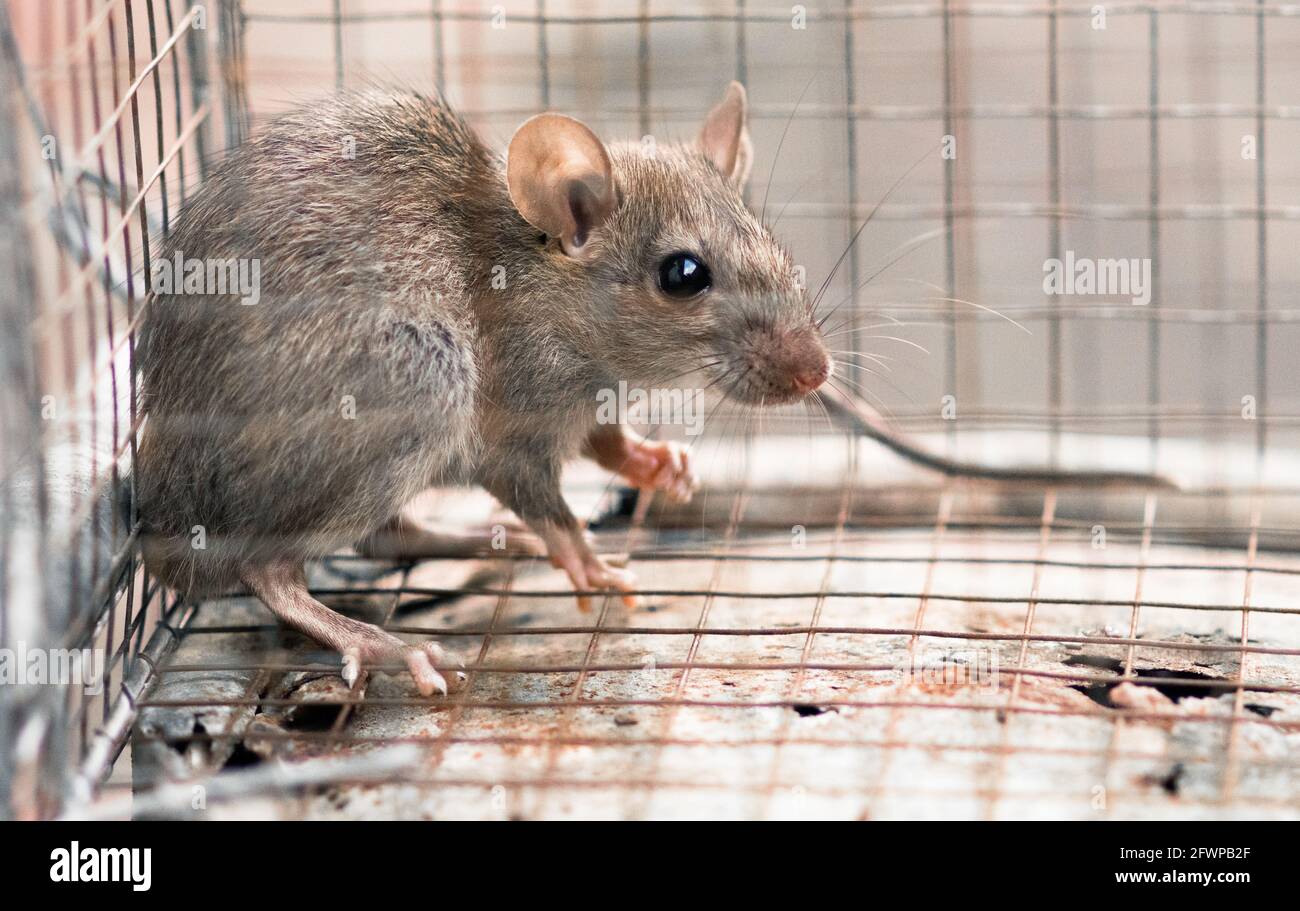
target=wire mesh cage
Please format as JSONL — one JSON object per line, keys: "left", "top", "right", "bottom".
{"left": 2, "top": 0, "right": 1299, "bottom": 820}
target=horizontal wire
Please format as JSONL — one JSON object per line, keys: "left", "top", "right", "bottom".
{"left": 243, "top": 3, "right": 1300, "bottom": 26}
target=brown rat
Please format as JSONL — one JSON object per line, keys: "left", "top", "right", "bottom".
{"left": 136, "top": 82, "right": 830, "bottom": 695}
{"left": 135, "top": 82, "right": 1167, "bottom": 697}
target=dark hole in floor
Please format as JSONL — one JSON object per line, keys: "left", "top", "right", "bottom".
{"left": 1138, "top": 668, "right": 1228, "bottom": 702}
{"left": 1069, "top": 667, "right": 1228, "bottom": 708}
{"left": 792, "top": 703, "right": 832, "bottom": 717}
{"left": 1064, "top": 654, "right": 1125, "bottom": 673}
{"left": 1149, "top": 762, "right": 1185, "bottom": 796}
{"left": 282, "top": 702, "right": 346, "bottom": 732}
{"left": 1245, "top": 703, "right": 1277, "bottom": 718}
{"left": 1069, "top": 682, "right": 1115, "bottom": 708}
{"left": 184, "top": 718, "right": 263, "bottom": 768}
{"left": 224, "top": 741, "right": 265, "bottom": 768}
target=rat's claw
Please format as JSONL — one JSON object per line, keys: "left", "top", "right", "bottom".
{"left": 334, "top": 621, "right": 456, "bottom": 698}
{"left": 404, "top": 648, "right": 447, "bottom": 697}
{"left": 429, "top": 642, "right": 469, "bottom": 692}
{"left": 341, "top": 650, "right": 362, "bottom": 689}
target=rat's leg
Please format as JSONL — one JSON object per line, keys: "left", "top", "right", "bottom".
{"left": 584, "top": 424, "right": 698, "bottom": 503}
{"left": 479, "top": 449, "right": 639, "bottom": 612}
{"left": 240, "top": 560, "right": 466, "bottom": 695}
{"left": 531, "top": 518, "right": 639, "bottom": 613}
{"left": 355, "top": 512, "right": 542, "bottom": 560}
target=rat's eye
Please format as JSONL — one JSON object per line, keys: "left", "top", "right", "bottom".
{"left": 658, "top": 252, "right": 711, "bottom": 298}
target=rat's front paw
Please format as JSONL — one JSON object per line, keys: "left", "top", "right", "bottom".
{"left": 618, "top": 438, "right": 698, "bottom": 503}
{"left": 336, "top": 620, "right": 466, "bottom": 697}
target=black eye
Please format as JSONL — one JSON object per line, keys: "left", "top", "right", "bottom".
{"left": 658, "top": 252, "right": 711, "bottom": 298}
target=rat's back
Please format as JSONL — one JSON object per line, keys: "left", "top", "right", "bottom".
{"left": 136, "top": 90, "right": 488, "bottom": 596}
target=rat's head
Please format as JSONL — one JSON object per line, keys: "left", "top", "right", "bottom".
{"left": 506, "top": 82, "right": 831, "bottom": 406}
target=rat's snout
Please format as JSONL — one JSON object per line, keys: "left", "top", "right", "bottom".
{"left": 729, "top": 321, "right": 832, "bottom": 404}
{"left": 783, "top": 325, "right": 832, "bottom": 396}
{"left": 790, "top": 341, "right": 832, "bottom": 394}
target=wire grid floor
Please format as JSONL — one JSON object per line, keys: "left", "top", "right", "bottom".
{"left": 113, "top": 454, "right": 1300, "bottom": 821}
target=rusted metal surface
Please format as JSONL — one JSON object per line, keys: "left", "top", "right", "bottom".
{"left": 107, "top": 447, "right": 1300, "bottom": 820}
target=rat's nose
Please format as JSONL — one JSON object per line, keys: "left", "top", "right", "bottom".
{"left": 792, "top": 357, "right": 831, "bottom": 394}
{"left": 783, "top": 326, "right": 831, "bottom": 396}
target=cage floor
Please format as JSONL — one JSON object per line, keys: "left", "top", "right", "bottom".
{"left": 126, "top": 468, "right": 1300, "bottom": 821}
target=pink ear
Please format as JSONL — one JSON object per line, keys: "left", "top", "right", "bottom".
{"left": 699, "top": 81, "right": 753, "bottom": 188}
{"left": 507, "top": 113, "right": 616, "bottom": 257}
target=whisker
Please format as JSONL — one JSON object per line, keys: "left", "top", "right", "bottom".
{"left": 760, "top": 75, "right": 817, "bottom": 224}
{"left": 808, "top": 141, "right": 943, "bottom": 315}
{"left": 821, "top": 318, "right": 907, "bottom": 341}
{"left": 817, "top": 224, "right": 951, "bottom": 329}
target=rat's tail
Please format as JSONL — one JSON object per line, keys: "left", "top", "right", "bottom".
{"left": 820, "top": 391, "right": 1177, "bottom": 490}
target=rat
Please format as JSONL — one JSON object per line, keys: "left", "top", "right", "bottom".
{"left": 134, "top": 82, "right": 1168, "bottom": 698}
{"left": 135, "top": 82, "right": 830, "bottom": 697}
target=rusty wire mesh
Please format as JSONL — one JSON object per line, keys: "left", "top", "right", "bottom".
{"left": 3, "top": 0, "right": 1300, "bottom": 820}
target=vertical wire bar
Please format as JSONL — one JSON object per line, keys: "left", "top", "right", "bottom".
{"left": 144, "top": 1, "right": 169, "bottom": 236}
{"left": 137, "top": 0, "right": 169, "bottom": 691}
{"left": 861, "top": 488, "right": 953, "bottom": 819}
{"left": 734, "top": 0, "right": 747, "bottom": 86}
{"left": 842, "top": 0, "right": 863, "bottom": 472}
{"left": 331, "top": 0, "right": 344, "bottom": 90}
{"left": 74, "top": 0, "right": 103, "bottom": 760}
{"left": 0, "top": 0, "right": 49, "bottom": 813}
{"left": 319, "top": 563, "right": 418, "bottom": 761}
{"left": 842, "top": 0, "right": 859, "bottom": 369}
{"left": 420, "top": 561, "right": 518, "bottom": 803}
{"left": 1220, "top": 500, "right": 1260, "bottom": 804}
{"left": 941, "top": 0, "right": 957, "bottom": 447}
{"left": 1046, "top": 0, "right": 1061, "bottom": 465}
{"left": 218, "top": 0, "right": 247, "bottom": 149}
{"left": 630, "top": 487, "right": 750, "bottom": 820}
{"left": 430, "top": 0, "right": 445, "bottom": 94}
{"left": 636, "top": 0, "right": 650, "bottom": 139}
{"left": 100, "top": 3, "right": 130, "bottom": 726}
{"left": 536, "top": 0, "right": 549, "bottom": 108}
{"left": 528, "top": 479, "right": 656, "bottom": 817}
{"left": 164, "top": 0, "right": 186, "bottom": 210}
{"left": 526, "top": 564, "right": 620, "bottom": 818}
{"left": 1146, "top": 8, "right": 1161, "bottom": 462}
{"left": 758, "top": 477, "right": 854, "bottom": 818}
{"left": 983, "top": 490, "right": 1057, "bottom": 819}
{"left": 181, "top": 0, "right": 209, "bottom": 186}
{"left": 1254, "top": 0, "right": 1268, "bottom": 461}
{"left": 1098, "top": 493, "right": 1157, "bottom": 817}
{"left": 123, "top": 0, "right": 153, "bottom": 689}
{"left": 70, "top": 0, "right": 97, "bottom": 633}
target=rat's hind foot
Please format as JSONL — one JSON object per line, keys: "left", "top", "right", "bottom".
{"left": 356, "top": 512, "right": 543, "bottom": 560}
{"left": 536, "top": 522, "right": 640, "bottom": 612}
{"left": 338, "top": 629, "right": 467, "bottom": 697}
{"left": 241, "top": 561, "right": 466, "bottom": 697}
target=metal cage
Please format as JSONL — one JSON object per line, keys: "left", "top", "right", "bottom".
{"left": 2, "top": 0, "right": 1299, "bottom": 820}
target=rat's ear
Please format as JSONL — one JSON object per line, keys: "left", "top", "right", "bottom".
{"left": 699, "top": 81, "right": 753, "bottom": 189}
{"left": 507, "top": 113, "right": 616, "bottom": 257}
